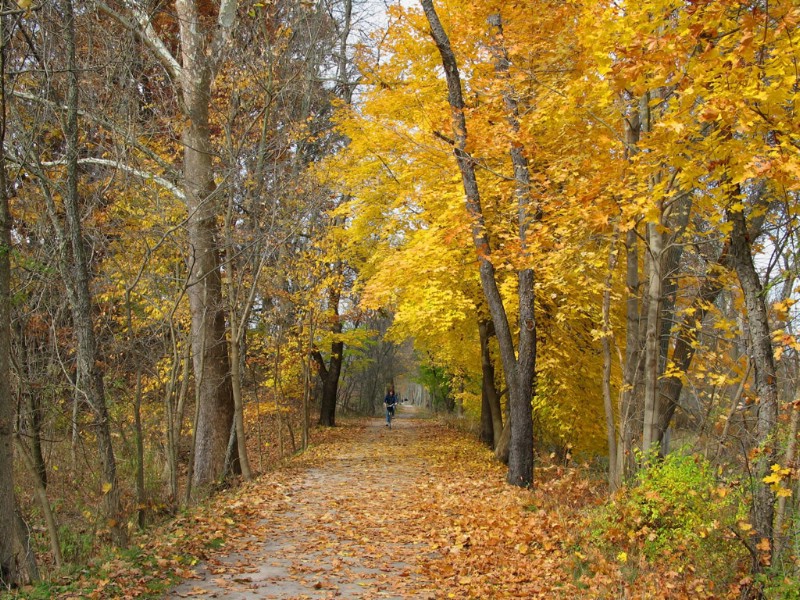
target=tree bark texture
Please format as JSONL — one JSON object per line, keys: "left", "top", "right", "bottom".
{"left": 63, "top": 0, "right": 127, "bottom": 546}
{"left": 421, "top": 0, "right": 534, "bottom": 487}
{"left": 15, "top": 437, "right": 62, "bottom": 569}
{"left": 618, "top": 108, "right": 643, "bottom": 481}
{"left": 479, "top": 319, "right": 503, "bottom": 447}
{"left": 222, "top": 188, "right": 253, "bottom": 481}
{"left": 642, "top": 220, "right": 664, "bottom": 456}
{"left": 17, "top": 332, "right": 47, "bottom": 487}
{"left": 489, "top": 11, "right": 537, "bottom": 489}
{"left": 174, "top": 0, "right": 237, "bottom": 488}
{"left": 315, "top": 283, "right": 344, "bottom": 427}
{"left": 728, "top": 202, "right": 778, "bottom": 569}
{"left": 0, "top": 6, "right": 37, "bottom": 582}
{"left": 602, "top": 227, "right": 620, "bottom": 490}
{"left": 619, "top": 227, "right": 642, "bottom": 480}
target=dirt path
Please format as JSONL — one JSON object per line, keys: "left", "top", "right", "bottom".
{"left": 167, "top": 406, "right": 443, "bottom": 599}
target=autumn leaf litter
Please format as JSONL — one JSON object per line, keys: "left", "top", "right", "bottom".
{"left": 53, "top": 411, "right": 701, "bottom": 599}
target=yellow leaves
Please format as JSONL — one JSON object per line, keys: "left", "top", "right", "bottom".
{"left": 772, "top": 330, "right": 800, "bottom": 362}
{"left": 763, "top": 464, "right": 793, "bottom": 497}
{"left": 102, "top": 482, "right": 114, "bottom": 494}
{"left": 772, "top": 299, "right": 797, "bottom": 322}
{"left": 737, "top": 520, "right": 753, "bottom": 533}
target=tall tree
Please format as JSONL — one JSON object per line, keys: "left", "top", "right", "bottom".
{"left": 0, "top": 0, "right": 37, "bottom": 585}
{"left": 101, "top": 0, "right": 240, "bottom": 488}
{"left": 6, "top": 0, "right": 130, "bottom": 547}
{"left": 728, "top": 198, "right": 779, "bottom": 570}
{"left": 62, "top": 0, "right": 128, "bottom": 546}
{"left": 420, "top": 0, "right": 534, "bottom": 486}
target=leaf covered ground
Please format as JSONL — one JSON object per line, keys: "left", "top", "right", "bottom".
{"left": 19, "top": 406, "right": 750, "bottom": 599}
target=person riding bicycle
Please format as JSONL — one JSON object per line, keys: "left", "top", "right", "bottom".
{"left": 384, "top": 388, "right": 398, "bottom": 428}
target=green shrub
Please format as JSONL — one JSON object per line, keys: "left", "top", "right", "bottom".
{"left": 587, "top": 449, "right": 744, "bottom": 582}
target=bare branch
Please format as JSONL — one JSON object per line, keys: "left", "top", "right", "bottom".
{"left": 10, "top": 90, "right": 178, "bottom": 176}
{"left": 35, "top": 157, "right": 186, "bottom": 201}
{"left": 95, "top": 0, "right": 182, "bottom": 82}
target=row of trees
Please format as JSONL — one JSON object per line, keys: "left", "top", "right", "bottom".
{"left": 0, "top": 0, "right": 389, "bottom": 586}
{"left": 323, "top": 0, "right": 799, "bottom": 582}
{"left": 0, "top": 0, "right": 798, "bottom": 592}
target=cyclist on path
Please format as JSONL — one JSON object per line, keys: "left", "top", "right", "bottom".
{"left": 384, "top": 387, "right": 398, "bottom": 428}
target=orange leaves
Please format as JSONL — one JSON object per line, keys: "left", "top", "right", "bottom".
{"left": 56, "top": 415, "right": 757, "bottom": 599}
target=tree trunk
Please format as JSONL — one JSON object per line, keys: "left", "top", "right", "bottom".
{"left": 315, "top": 284, "right": 344, "bottom": 427}
{"left": 728, "top": 201, "right": 779, "bottom": 571}
{"left": 227, "top": 320, "right": 252, "bottom": 479}
{"left": 489, "top": 12, "right": 537, "bottom": 488}
{"left": 15, "top": 437, "right": 62, "bottom": 569}
{"left": 479, "top": 319, "right": 503, "bottom": 447}
{"left": 480, "top": 380, "right": 494, "bottom": 447}
{"left": 223, "top": 187, "right": 253, "bottom": 480}
{"left": 642, "top": 218, "right": 664, "bottom": 456}
{"left": 62, "top": 0, "right": 127, "bottom": 546}
{"left": 619, "top": 227, "right": 642, "bottom": 480}
{"left": 133, "top": 365, "right": 146, "bottom": 530}
{"left": 16, "top": 328, "right": 47, "bottom": 488}
{"left": 318, "top": 339, "right": 344, "bottom": 426}
{"left": 421, "top": 0, "right": 534, "bottom": 486}
{"left": 618, "top": 100, "right": 645, "bottom": 479}
{"left": 302, "top": 311, "right": 315, "bottom": 450}
{"left": 163, "top": 325, "right": 185, "bottom": 504}
{"left": 175, "top": 0, "right": 237, "bottom": 488}
{"left": 652, "top": 195, "right": 692, "bottom": 456}
{"left": 602, "top": 227, "right": 620, "bottom": 490}
{"left": 0, "top": 7, "right": 37, "bottom": 581}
